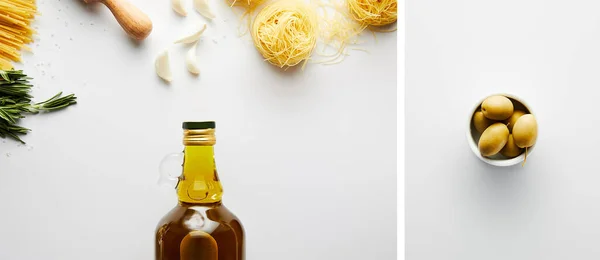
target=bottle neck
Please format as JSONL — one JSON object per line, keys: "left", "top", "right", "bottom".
{"left": 176, "top": 145, "right": 223, "bottom": 204}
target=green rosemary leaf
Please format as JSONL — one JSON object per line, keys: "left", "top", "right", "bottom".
{"left": 32, "top": 92, "right": 62, "bottom": 106}
{"left": 0, "top": 109, "right": 16, "bottom": 124}
{"left": 5, "top": 131, "right": 25, "bottom": 144}
{"left": 0, "top": 70, "right": 10, "bottom": 82}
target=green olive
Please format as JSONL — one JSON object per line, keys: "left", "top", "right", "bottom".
{"left": 481, "top": 95, "right": 514, "bottom": 120}
{"left": 478, "top": 122, "right": 509, "bottom": 157}
{"left": 500, "top": 134, "right": 523, "bottom": 158}
{"left": 473, "top": 111, "right": 495, "bottom": 133}
{"left": 504, "top": 110, "right": 525, "bottom": 132}
{"left": 513, "top": 114, "right": 537, "bottom": 148}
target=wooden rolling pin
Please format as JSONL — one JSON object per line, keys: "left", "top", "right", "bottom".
{"left": 84, "top": 0, "right": 153, "bottom": 40}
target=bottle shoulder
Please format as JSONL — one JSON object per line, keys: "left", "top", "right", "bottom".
{"left": 156, "top": 203, "right": 243, "bottom": 234}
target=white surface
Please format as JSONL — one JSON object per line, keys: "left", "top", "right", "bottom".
{"left": 0, "top": 1, "right": 397, "bottom": 260}
{"left": 407, "top": 0, "right": 600, "bottom": 259}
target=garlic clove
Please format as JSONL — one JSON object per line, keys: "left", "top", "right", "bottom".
{"left": 194, "top": 0, "right": 216, "bottom": 20}
{"left": 155, "top": 49, "right": 173, "bottom": 82}
{"left": 172, "top": 0, "right": 187, "bottom": 16}
{"left": 174, "top": 23, "right": 207, "bottom": 44}
{"left": 186, "top": 43, "right": 200, "bottom": 75}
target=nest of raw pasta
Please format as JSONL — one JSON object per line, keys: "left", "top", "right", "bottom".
{"left": 347, "top": 0, "right": 397, "bottom": 26}
{"left": 251, "top": 0, "right": 318, "bottom": 68}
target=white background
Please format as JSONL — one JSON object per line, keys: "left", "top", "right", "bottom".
{"left": 0, "top": 0, "right": 397, "bottom": 259}
{"left": 408, "top": 0, "right": 600, "bottom": 259}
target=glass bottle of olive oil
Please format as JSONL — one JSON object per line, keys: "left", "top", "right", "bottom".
{"left": 156, "top": 122, "right": 245, "bottom": 260}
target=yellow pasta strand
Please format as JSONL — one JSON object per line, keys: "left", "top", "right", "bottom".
{"left": 312, "top": 0, "right": 365, "bottom": 64}
{"left": 226, "top": 0, "right": 268, "bottom": 36}
{"left": 0, "top": 0, "right": 37, "bottom": 70}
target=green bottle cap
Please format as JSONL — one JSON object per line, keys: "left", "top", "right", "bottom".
{"left": 182, "top": 121, "right": 216, "bottom": 130}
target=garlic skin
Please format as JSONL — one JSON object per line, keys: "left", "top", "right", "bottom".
{"left": 155, "top": 49, "right": 173, "bottom": 82}
{"left": 186, "top": 43, "right": 200, "bottom": 75}
{"left": 174, "top": 23, "right": 207, "bottom": 44}
{"left": 194, "top": 0, "right": 216, "bottom": 20}
{"left": 172, "top": 0, "right": 187, "bottom": 16}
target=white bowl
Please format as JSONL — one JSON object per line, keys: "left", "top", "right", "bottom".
{"left": 466, "top": 93, "right": 536, "bottom": 167}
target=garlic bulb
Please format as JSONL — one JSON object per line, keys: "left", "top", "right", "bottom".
{"left": 194, "top": 0, "right": 216, "bottom": 20}
{"left": 174, "top": 23, "right": 207, "bottom": 44}
{"left": 186, "top": 43, "right": 200, "bottom": 75}
{"left": 172, "top": 0, "right": 187, "bottom": 16}
{"left": 155, "top": 49, "right": 172, "bottom": 82}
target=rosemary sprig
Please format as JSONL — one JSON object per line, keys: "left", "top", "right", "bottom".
{"left": 0, "top": 69, "right": 77, "bottom": 144}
